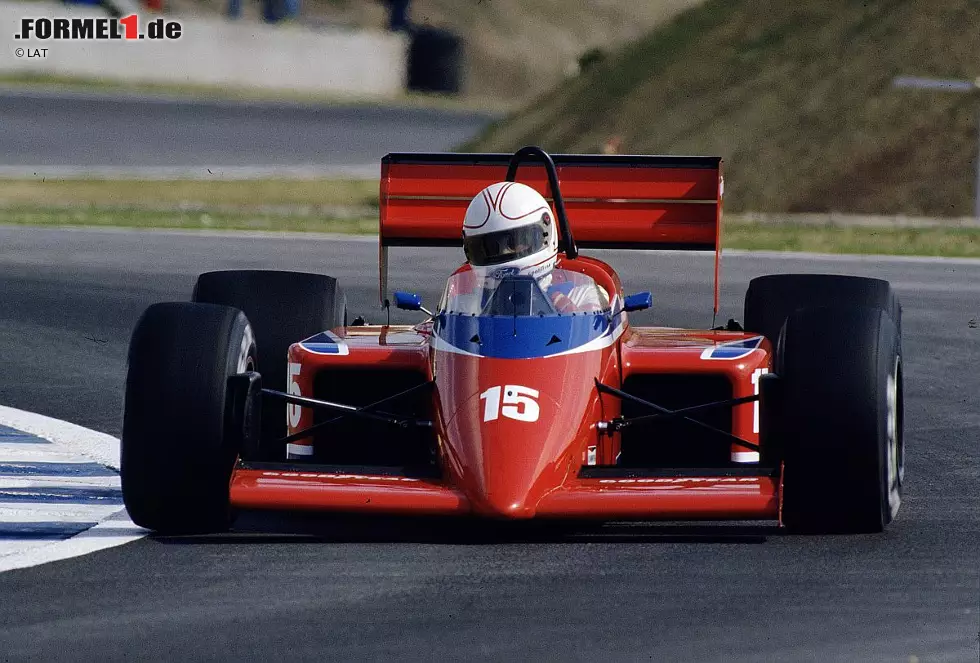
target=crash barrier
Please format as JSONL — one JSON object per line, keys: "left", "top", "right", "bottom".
{"left": 407, "top": 26, "right": 463, "bottom": 94}
{"left": 0, "top": 1, "right": 408, "bottom": 96}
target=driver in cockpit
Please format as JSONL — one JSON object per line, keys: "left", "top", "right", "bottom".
{"left": 460, "top": 181, "right": 607, "bottom": 313}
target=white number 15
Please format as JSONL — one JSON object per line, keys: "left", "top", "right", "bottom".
{"left": 480, "top": 385, "right": 540, "bottom": 423}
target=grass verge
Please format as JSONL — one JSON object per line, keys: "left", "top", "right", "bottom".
{"left": 465, "top": 1, "right": 980, "bottom": 217}
{"left": 723, "top": 222, "right": 980, "bottom": 258}
{"left": 0, "top": 178, "right": 377, "bottom": 209}
{"left": 3, "top": 206, "right": 979, "bottom": 257}
{"left": 3, "top": 177, "right": 976, "bottom": 256}
{"left": 0, "top": 73, "right": 511, "bottom": 113}
{"left": 0, "top": 207, "right": 377, "bottom": 234}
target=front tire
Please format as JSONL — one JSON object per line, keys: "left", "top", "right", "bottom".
{"left": 121, "top": 303, "right": 256, "bottom": 534}
{"left": 776, "top": 305, "right": 904, "bottom": 533}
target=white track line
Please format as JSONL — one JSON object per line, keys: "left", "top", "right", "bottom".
{"left": 4, "top": 224, "right": 977, "bottom": 264}
{"left": 595, "top": 247, "right": 980, "bottom": 265}
{"left": 0, "top": 476, "right": 121, "bottom": 489}
{"left": 0, "top": 448, "right": 108, "bottom": 464}
{"left": 0, "top": 405, "right": 120, "bottom": 470}
{"left": 719, "top": 248, "right": 980, "bottom": 265}
{"left": 0, "top": 511, "right": 146, "bottom": 572}
{"left": 0, "top": 503, "right": 121, "bottom": 523}
{"left": 0, "top": 405, "right": 146, "bottom": 573}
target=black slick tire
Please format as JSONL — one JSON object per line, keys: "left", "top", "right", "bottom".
{"left": 744, "top": 274, "right": 901, "bottom": 349}
{"left": 192, "top": 270, "right": 346, "bottom": 456}
{"left": 122, "top": 302, "right": 256, "bottom": 534}
{"left": 776, "top": 305, "right": 904, "bottom": 533}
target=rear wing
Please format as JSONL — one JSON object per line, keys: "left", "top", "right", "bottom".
{"left": 379, "top": 152, "right": 724, "bottom": 311}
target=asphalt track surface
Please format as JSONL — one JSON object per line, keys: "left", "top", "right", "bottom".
{"left": 0, "top": 227, "right": 977, "bottom": 661}
{"left": 0, "top": 88, "right": 496, "bottom": 174}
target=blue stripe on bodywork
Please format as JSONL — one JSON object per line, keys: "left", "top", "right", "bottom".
{"left": 702, "top": 336, "right": 765, "bottom": 360}
{"left": 0, "top": 522, "right": 97, "bottom": 540}
{"left": 299, "top": 331, "right": 347, "bottom": 355}
{"left": 434, "top": 312, "right": 611, "bottom": 359}
{"left": 302, "top": 344, "right": 341, "bottom": 353}
{"left": 0, "top": 462, "right": 117, "bottom": 477}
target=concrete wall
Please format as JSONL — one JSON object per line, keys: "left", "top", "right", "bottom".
{"left": 0, "top": 2, "right": 408, "bottom": 96}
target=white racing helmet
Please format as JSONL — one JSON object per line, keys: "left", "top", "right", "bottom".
{"left": 461, "top": 181, "right": 559, "bottom": 281}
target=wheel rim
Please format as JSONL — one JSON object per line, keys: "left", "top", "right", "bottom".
{"left": 237, "top": 323, "right": 256, "bottom": 373}
{"left": 885, "top": 356, "right": 903, "bottom": 519}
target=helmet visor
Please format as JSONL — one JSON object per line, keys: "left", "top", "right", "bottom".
{"left": 463, "top": 224, "right": 547, "bottom": 266}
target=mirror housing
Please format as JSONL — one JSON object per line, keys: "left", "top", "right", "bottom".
{"left": 623, "top": 292, "right": 653, "bottom": 312}
{"left": 393, "top": 291, "right": 423, "bottom": 311}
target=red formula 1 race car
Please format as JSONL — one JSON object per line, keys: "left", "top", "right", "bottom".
{"left": 121, "top": 147, "right": 904, "bottom": 535}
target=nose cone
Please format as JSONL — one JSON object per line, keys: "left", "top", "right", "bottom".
{"left": 443, "top": 390, "right": 563, "bottom": 519}
{"left": 436, "top": 354, "right": 605, "bottom": 519}
{"left": 479, "top": 488, "right": 538, "bottom": 519}
{"left": 470, "top": 416, "right": 562, "bottom": 519}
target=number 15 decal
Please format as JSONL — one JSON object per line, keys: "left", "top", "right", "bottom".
{"left": 751, "top": 367, "right": 769, "bottom": 434}
{"left": 287, "top": 362, "right": 302, "bottom": 428}
{"left": 480, "top": 385, "right": 540, "bottom": 422}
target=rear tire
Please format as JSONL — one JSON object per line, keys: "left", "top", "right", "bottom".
{"left": 192, "top": 270, "right": 346, "bottom": 457}
{"left": 122, "top": 303, "right": 256, "bottom": 534}
{"left": 776, "top": 305, "right": 904, "bottom": 533}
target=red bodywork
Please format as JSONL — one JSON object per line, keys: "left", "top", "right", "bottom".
{"left": 229, "top": 154, "right": 781, "bottom": 522}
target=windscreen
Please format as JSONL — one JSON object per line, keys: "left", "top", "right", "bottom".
{"left": 439, "top": 269, "right": 609, "bottom": 316}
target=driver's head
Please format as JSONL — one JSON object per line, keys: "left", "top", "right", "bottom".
{"left": 461, "top": 182, "right": 559, "bottom": 281}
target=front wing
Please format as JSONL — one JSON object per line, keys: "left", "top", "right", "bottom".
{"left": 229, "top": 465, "right": 780, "bottom": 521}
